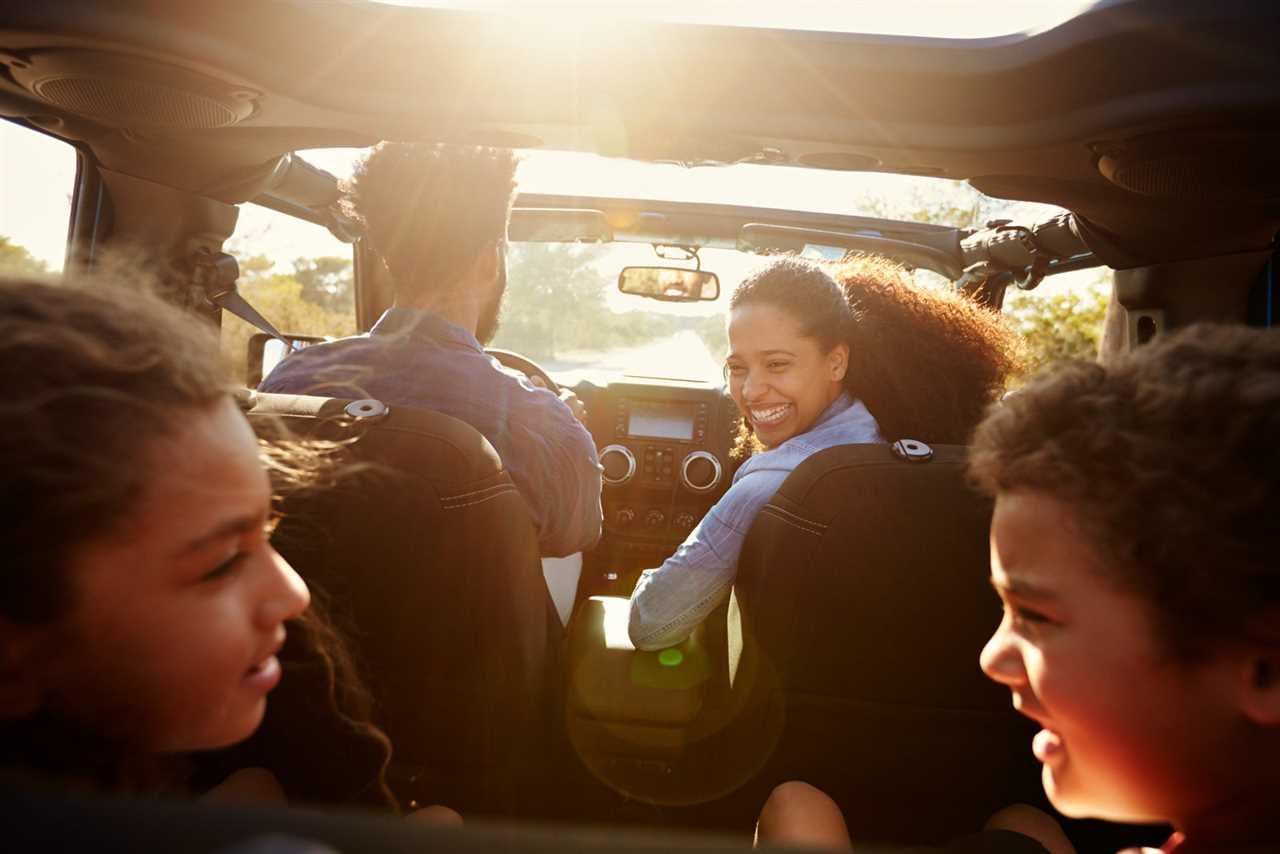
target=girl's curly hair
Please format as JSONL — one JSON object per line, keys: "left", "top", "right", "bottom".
{"left": 0, "top": 276, "right": 394, "bottom": 808}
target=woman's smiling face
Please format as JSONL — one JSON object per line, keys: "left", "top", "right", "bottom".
{"left": 726, "top": 303, "right": 848, "bottom": 448}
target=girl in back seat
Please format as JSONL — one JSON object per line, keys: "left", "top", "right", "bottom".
{"left": 0, "top": 276, "right": 418, "bottom": 812}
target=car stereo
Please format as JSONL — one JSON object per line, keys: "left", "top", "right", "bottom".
{"left": 612, "top": 398, "right": 708, "bottom": 444}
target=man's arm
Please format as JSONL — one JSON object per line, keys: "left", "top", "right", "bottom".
{"left": 502, "top": 381, "right": 603, "bottom": 557}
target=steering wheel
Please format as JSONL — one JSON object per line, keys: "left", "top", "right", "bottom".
{"left": 486, "top": 348, "right": 561, "bottom": 395}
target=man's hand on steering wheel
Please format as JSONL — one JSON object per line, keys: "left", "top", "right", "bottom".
{"left": 529, "top": 375, "right": 588, "bottom": 424}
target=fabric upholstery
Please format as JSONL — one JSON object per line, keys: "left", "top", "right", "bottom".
{"left": 245, "top": 392, "right": 560, "bottom": 814}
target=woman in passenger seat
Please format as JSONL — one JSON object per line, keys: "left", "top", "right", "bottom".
{"left": 0, "top": 277, "right": 417, "bottom": 813}
{"left": 627, "top": 255, "right": 1023, "bottom": 650}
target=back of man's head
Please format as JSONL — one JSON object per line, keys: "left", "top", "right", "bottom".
{"left": 345, "top": 143, "right": 518, "bottom": 301}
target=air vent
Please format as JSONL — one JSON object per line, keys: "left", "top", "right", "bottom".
{"left": 11, "top": 49, "right": 258, "bottom": 129}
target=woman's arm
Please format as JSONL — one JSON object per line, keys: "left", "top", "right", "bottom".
{"left": 627, "top": 466, "right": 788, "bottom": 650}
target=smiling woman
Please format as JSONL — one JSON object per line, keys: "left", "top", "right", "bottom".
{"left": 628, "top": 254, "right": 1023, "bottom": 651}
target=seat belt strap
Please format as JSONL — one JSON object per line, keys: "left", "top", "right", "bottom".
{"left": 192, "top": 250, "right": 292, "bottom": 345}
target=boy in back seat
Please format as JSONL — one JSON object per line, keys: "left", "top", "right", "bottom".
{"left": 760, "top": 324, "right": 1280, "bottom": 853}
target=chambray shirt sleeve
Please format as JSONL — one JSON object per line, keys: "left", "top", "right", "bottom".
{"left": 628, "top": 464, "right": 789, "bottom": 650}
{"left": 500, "top": 378, "right": 604, "bottom": 558}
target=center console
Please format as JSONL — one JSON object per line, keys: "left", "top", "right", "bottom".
{"left": 581, "top": 378, "right": 736, "bottom": 596}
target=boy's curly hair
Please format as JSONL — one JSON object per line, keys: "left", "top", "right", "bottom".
{"left": 969, "top": 323, "right": 1280, "bottom": 659}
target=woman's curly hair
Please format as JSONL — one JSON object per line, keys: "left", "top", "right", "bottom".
{"left": 831, "top": 254, "right": 1025, "bottom": 445}
{"left": 729, "top": 255, "right": 1024, "bottom": 456}
{"left": 0, "top": 276, "right": 394, "bottom": 808}
{"left": 969, "top": 323, "right": 1280, "bottom": 659}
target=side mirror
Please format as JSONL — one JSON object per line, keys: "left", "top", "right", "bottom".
{"left": 618, "top": 266, "right": 720, "bottom": 302}
{"left": 246, "top": 332, "right": 325, "bottom": 387}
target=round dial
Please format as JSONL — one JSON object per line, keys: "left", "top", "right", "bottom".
{"left": 680, "top": 451, "right": 723, "bottom": 493}
{"left": 599, "top": 444, "right": 636, "bottom": 486}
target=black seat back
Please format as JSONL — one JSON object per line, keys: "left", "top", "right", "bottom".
{"left": 720, "top": 442, "right": 1041, "bottom": 844}
{"left": 245, "top": 392, "right": 559, "bottom": 814}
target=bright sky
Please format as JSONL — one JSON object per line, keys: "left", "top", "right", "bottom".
{"left": 370, "top": 0, "right": 1102, "bottom": 39}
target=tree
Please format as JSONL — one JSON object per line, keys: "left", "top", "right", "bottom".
{"left": 219, "top": 272, "right": 355, "bottom": 385}
{"left": 0, "top": 235, "right": 50, "bottom": 276}
{"left": 292, "top": 255, "right": 354, "bottom": 311}
{"left": 1004, "top": 274, "right": 1110, "bottom": 370}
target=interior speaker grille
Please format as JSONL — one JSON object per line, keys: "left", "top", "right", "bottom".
{"left": 33, "top": 75, "right": 248, "bottom": 128}
{"left": 1097, "top": 130, "right": 1280, "bottom": 203}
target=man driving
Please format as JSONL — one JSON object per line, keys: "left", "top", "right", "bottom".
{"left": 260, "top": 142, "right": 602, "bottom": 557}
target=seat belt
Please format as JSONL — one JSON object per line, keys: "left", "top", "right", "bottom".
{"left": 191, "top": 249, "right": 292, "bottom": 345}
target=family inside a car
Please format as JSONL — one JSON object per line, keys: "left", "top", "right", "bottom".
{"left": 1, "top": 139, "right": 1278, "bottom": 854}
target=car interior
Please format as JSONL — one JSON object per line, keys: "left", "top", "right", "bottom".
{"left": 3, "top": 1, "right": 1279, "bottom": 851}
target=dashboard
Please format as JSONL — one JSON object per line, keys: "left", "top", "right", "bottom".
{"left": 579, "top": 377, "right": 737, "bottom": 597}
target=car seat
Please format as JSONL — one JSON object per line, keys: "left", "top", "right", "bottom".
{"left": 709, "top": 441, "right": 1042, "bottom": 845}
{"left": 244, "top": 392, "right": 561, "bottom": 815}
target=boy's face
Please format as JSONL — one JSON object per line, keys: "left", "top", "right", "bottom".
{"left": 980, "top": 490, "right": 1241, "bottom": 825}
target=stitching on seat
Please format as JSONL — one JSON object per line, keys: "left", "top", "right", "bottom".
{"left": 441, "top": 486, "right": 518, "bottom": 510}
{"left": 760, "top": 506, "right": 825, "bottom": 537}
{"left": 440, "top": 483, "right": 515, "bottom": 503}
{"left": 762, "top": 503, "right": 828, "bottom": 533}
{"left": 766, "top": 503, "right": 828, "bottom": 530}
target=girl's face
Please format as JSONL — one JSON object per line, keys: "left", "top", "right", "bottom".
{"left": 726, "top": 303, "right": 848, "bottom": 449}
{"left": 980, "top": 490, "right": 1246, "bottom": 827}
{"left": 37, "top": 397, "right": 310, "bottom": 753}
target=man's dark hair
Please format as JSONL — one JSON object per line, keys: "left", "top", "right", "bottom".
{"left": 969, "top": 324, "right": 1280, "bottom": 659}
{"left": 344, "top": 142, "right": 518, "bottom": 299}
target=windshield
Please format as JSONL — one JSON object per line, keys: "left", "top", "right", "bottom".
{"left": 494, "top": 242, "right": 752, "bottom": 386}
{"left": 278, "top": 146, "right": 1090, "bottom": 383}
{"left": 493, "top": 241, "right": 961, "bottom": 386}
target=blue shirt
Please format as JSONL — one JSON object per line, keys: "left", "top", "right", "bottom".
{"left": 259, "top": 307, "right": 603, "bottom": 557}
{"left": 628, "top": 393, "right": 882, "bottom": 650}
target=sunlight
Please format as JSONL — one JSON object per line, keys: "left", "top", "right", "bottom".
{"left": 367, "top": 0, "right": 1101, "bottom": 39}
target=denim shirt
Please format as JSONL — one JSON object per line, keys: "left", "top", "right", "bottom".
{"left": 259, "top": 307, "right": 603, "bottom": 557}
{"left": 628, "top": 393, "right": 882, "bottom": 650}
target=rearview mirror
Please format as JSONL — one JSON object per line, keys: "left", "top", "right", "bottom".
{"left": 617, "top": 266, "right": 720, "bottom": 302}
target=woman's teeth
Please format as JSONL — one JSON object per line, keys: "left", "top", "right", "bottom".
{"left": 751, "top": 404, "right": 791, "bottom": 426}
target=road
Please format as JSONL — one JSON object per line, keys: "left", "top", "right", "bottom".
{"left": 542, "top": 330, "right": 723, "bottom": 386}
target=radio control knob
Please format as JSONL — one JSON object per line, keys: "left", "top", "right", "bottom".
{"left": 645, "top": 509, "right": 666, "bottom": 529}
{"left": 680, "top": 451, "right": 723, "bottom": 493}
{"left": 615, "top": 507, "right": 636, "bottom": 528}
{"left": 599, "top": 444, "right": 636, "bottom": 486}
{"left": 673, "top": 512, "right": 697, "bottom": 533}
